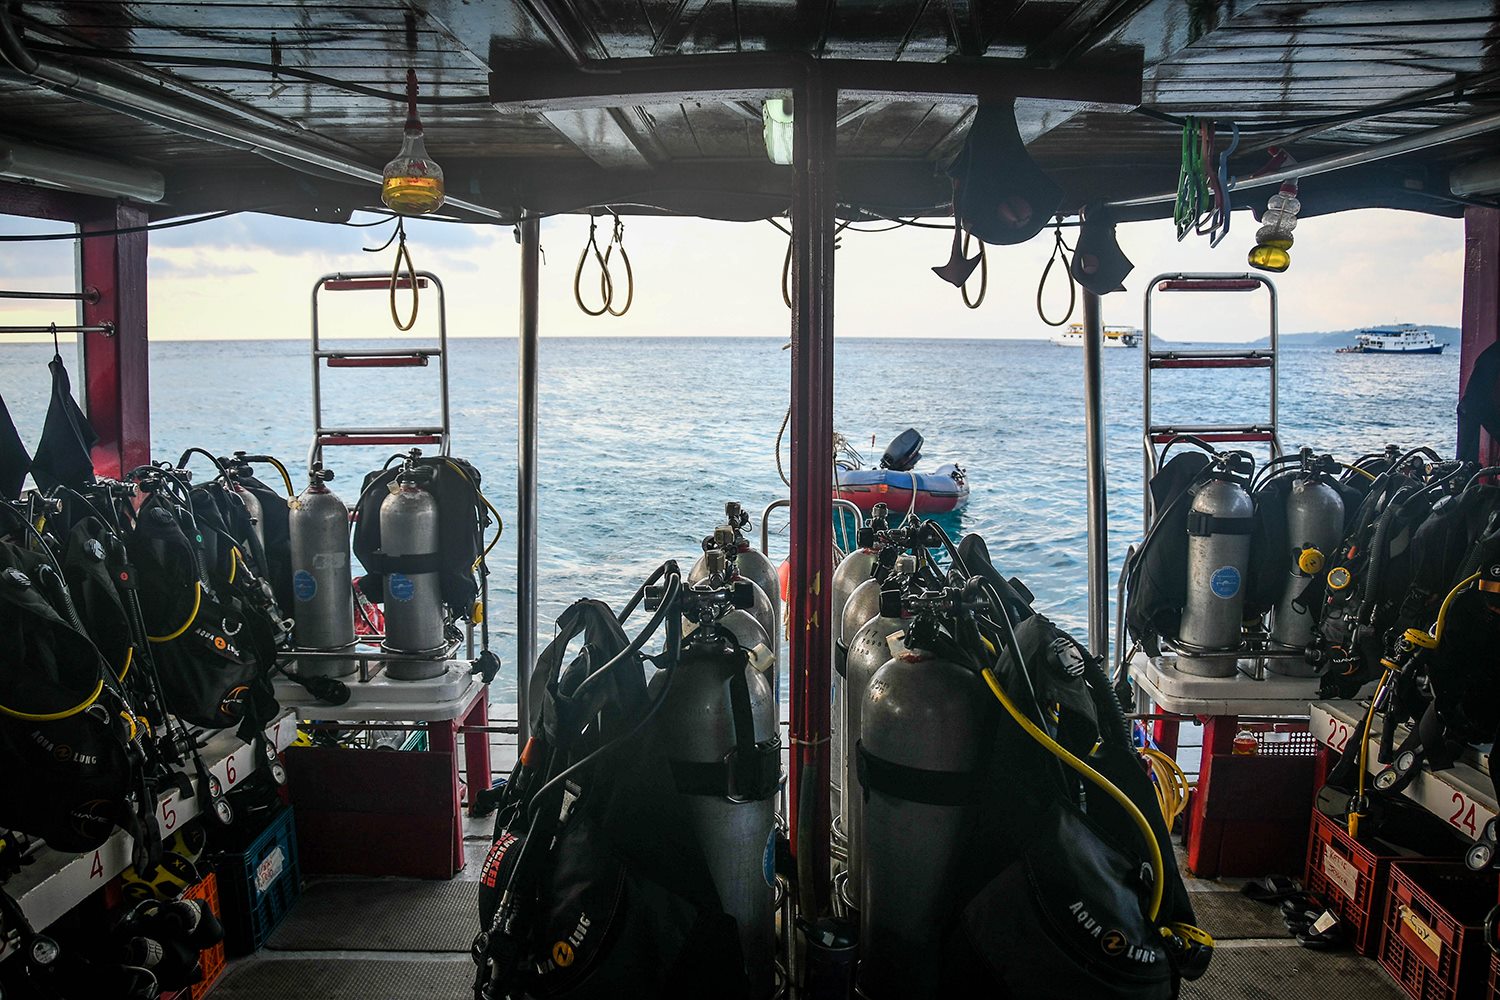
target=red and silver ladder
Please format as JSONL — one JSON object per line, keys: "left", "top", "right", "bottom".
{"left": 308, "top": 270, "right": 451, "bottom": 471}
{"left": 1141, "top": 272, "right": 1283, "bottom": 527}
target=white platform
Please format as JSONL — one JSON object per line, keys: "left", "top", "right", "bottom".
{"left": 1129, "top": 650, "right": 1345, "bottom": 716}
{"left": 274, "top": 660, "right": 482, "bottom": 722}
{"left": 8, "top": 709, "right": 296, "bottom": 931}
{"left": 1311, "top": 700, "right": 1496, "bottom": 845}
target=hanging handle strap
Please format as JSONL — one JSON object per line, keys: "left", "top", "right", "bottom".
{"left": 574, "top": 216, "right": 613, "bottom": 317}
{"left": 1036, "top": 223, "right": 1077, "bottom": 327}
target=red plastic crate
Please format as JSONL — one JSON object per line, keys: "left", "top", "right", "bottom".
{"left": 1379, "top": 862, "right": 1499, "bottom": 1000}
{"left": 1489, "top": 950, "right": 1499, "bottom": 1000}
{"left": 184, "top": 873, "right": 226, "bottom": 998}
{"left": 1305, "top": 809, "right": 1400, "bottom": 956}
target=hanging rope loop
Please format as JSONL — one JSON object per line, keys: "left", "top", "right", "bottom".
{"left": 388, "top": 218, "right": 419, "bottom": 331}
{"left": 601, "top": 212, "right": 634, "bottom": 317}
{"left": 961, "top": 229, "right": 987, "bottom": 309}
{"left": 1036, "top": 221, "right": 1076, "bottom": 327}
{"left": 573, "top": 214, "right": 613, "bottom": 316}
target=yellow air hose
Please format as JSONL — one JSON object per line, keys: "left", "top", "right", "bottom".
{"left": 980, "top": 666, "right": 1166, "bottom": 922}
{"left": 147, "top": 581, "right": 203, "bottom": 643}
{"left": 1141, "top": 746, "right": 1191, "bottom": 827}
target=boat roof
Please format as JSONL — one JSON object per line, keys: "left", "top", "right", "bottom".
{"left": 1, "top": 1, "right": 1498, "bottom": 225}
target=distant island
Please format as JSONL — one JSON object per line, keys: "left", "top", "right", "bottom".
{"left": 1156, "top": 325, "right": 1459, "bottom": 348}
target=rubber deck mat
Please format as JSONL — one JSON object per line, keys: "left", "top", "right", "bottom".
{"left": 208, "top": 957, "right": 473, "bottom": 1000}
{"left": 1187, "top": 892, "right": 1290, "bottom": 940}
{"left": 266, "top": 879, "right": 476, "bottom": 953}
{"left": 1180, "top": 944, "right": 1406, "bottom": 999}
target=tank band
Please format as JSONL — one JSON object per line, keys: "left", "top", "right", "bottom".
{"left": 1185, "top": 511, "right": 1254, "bottom": 537}
{"left": 856, "top": 741, "right": 979, "bottom": 806}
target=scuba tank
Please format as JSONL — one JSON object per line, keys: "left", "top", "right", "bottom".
{"left": 228, "top": 465, "right": 266, "bottom": 553}
{"left": 379, "top": 455, "right": 447, "bottom": 677}
{"left": 688, "top": 501, "right": 781, "bottom": 626}
{"left": 685, "top": 549, "right": 777, "bottom": 670}
{"left": 841, "top": 559, "right": 915, "bottom": 913}
{"left": 287, "top": 466, "right": 357, "bottom": 679}
{"left": 858, "top": 609, "right": 995, "bottom": 1000}
{"left": 829, "top": 503, "right": 889, "bottom": 840}
{"left": 1267, "top": 460, "right": 1345, "bottom": 665}
{"left": 1177, "top": 453, "right": 1255, "bottom": 655}
{"left": 652, "top": 578, "right": 780, "bottom": 999}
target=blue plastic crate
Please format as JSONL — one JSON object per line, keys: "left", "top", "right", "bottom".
{"left": 210, "top": 805, "right": 301, "bottom": 956}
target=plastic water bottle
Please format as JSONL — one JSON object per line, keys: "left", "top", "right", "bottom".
{"left": 1248, "top": 181, "right": 1300, "bottom": 273}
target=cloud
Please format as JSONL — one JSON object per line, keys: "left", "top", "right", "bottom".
{"left": 0, "top": 205, "right": 1469, "bottom": 342}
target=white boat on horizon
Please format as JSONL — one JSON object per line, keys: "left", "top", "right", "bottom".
{"left": 1050, "top": 323, "right": 1141, "bottom": 348}
{"left": 1336, "top": 323, "right": 1446, "bottom": 355}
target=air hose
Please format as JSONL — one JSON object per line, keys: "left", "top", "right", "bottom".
{"left": 979, "top": 667, "right": 1165, "bottom": 922}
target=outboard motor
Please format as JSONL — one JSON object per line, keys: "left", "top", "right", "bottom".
{"left": 858, "top": 603, "right": 995, "bottom": 1000}
{"left": 841, "top": 558, "right": 915, "bottom": 913}
{"left": 879, "top": 429, "right": 923, "bottom": 473}
{"left": 288, "top": 466, "right": 357, "bottom": 678}
{"left": 1268, "top": 456, "right": 1345, "bottom": 665}
{"left": 379, "top": 453, "right": 446, "bottom": 677}
{"left": 1178, "top": 453, "right": 1256, "bottom": 653}
{"left": 651, "top": 578, "right": 780, "bottom": 999}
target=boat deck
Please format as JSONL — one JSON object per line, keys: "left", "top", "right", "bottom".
{"left": 200, "top": 718, "right": 1405, "bottom": 1000}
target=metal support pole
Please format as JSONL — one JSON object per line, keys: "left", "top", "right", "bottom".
{"left": 1460, "top": 206, "right": 1500, "bottom": 466}
{"left": 516, "top": 217, "right": 541, "bottom": 745}
{"left": 788, "top": 69, "right": 837, "bottom": 918}
{"left": 79, "top": 203, "right": 150, "bottom": 479}
{"left": 1082, "top": 289, "right": 1109, "bottom": 661}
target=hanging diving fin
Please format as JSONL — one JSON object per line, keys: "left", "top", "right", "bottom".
{"left": 931, "top": 209, "right": 983, "bottom": 288}
{"left": 1069, "top": 204, "right": 1135, "bottom": 295}
{"left": 0, "top": 392, "right": 32, "bottom": 499}
{"left": 31, "top": 354, "right": 98, "bottom": 491}
{"left": 948, "top": 101, "right": 1063, "bottom": 247}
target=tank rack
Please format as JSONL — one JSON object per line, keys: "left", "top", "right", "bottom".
{"left": 1129, "top": 650, "right": 1364, "bottom": 716}
{"left": 4, "top": 709, "right": 296, "bottom": 931}
{"left": 1311, "top": 701, "right": 1497, "bottom": 846}
{"left": 272, "top": 660, "right": 480, "bottom": 722}
{"left": 282, "top": 636, "right": 463, "bottom": 683}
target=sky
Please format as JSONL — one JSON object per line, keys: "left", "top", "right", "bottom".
{"left": 0, "top": 202, "right": 1465, "bottom": 344}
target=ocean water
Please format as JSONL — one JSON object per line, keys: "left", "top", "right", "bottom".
{"left": 0, "top": 336, "right": 1461, "bottom": 708}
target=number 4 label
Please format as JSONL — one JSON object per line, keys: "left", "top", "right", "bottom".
{"left": 1449, "top": 792, "right": 1478, "bottom": 837}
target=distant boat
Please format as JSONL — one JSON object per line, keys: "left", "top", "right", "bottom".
{"left": 1335, "top": 324, "right": 1446, "bottom": 355}
{"left": 1050, "top": 323, "right": 1140, "bottom": 348}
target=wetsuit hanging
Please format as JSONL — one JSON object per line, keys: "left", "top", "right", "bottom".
{"left": 0, "top": 392, "right": 31, "bottom": 499}
{"left": 31, "top": 332, "right": 98, "bottom": 491}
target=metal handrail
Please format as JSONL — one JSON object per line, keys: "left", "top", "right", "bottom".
{"left": 1141, "top": 272, "right": 1282, "bottom": 528}
{"left": 760, "top": 497, "right": 863, "bottom": 555}
{"left": 0, "top": 288, "right": 99, "bottom": 303}
{"left": 0, "top": 323, "right": 113, "bottom": 336}
{"left": 308, "top": 271, "right": 451, "bottom": 472}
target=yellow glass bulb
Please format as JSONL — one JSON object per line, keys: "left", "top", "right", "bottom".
{"left": 1248, "top": 242, "right": 1290, "bottom": 272}
{"left": 382, "top": 128, "right": 445, "bottom": 215}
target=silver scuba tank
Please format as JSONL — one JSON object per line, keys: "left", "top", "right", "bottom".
{"left": 379, "top": 461, "right": 447, "bottom": 677}
{"left": 841, "top": 561, "right": 914, "bottom": 913}
{"left": 287, "top": 467, "right": 357, "bottom": 679}
{"left": 653, "top": 606, "right": 778, "bottom": 999}
{"left": 857, "top": 637, "right": 994, "bottom": 1000}
{"left": 1178, "top": 465, "right": 1256, "bottom": 655}
{"left": 689, "top": 502, "right": 781, "bottom": 625}
{"left": 830, "top": 528, "right": 881, "bottom": 837}
{"left": 1267, "top": 474, "right": 1345, "bottom": 664}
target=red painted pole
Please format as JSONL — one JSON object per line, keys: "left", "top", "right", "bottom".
{"left": 1460, "top": 206, "right": 1500, "bottom": 466}
{"left": 80, "top": 202, "right": 151, "bottom": 478}
{"left": 788, "top": 67, "right": 837, "bottom": 917}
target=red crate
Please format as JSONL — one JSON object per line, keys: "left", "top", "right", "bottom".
{"left": 1379, "top": 862, "right": 1499, "bottom": 1000}
{"left": 1305, "top": 809, "right": 1400, "bottom": 956}
{"left": 183, "top": 873, "right": 226, "bottom": 998}
{"left": 1489, "top": 950, "right": 1499, "bottom": 1000}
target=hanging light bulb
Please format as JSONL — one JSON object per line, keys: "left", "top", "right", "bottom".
{"left": 1247, "top": 180, "right": 1300, "bottom": 273}
{"left": 382, "top": 68, "right": 445, "bottom": 215}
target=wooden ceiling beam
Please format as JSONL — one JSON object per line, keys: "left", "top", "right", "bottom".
{"left": 488, "top": 52, "right": 1143, "bottom": 112}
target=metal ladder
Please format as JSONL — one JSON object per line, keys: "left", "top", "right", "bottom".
{"left": 307, "top": 270, "right": 451, "bottom": 472}
{"left": 1141, "top": 272, "right": 1283, "bottom": 527}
